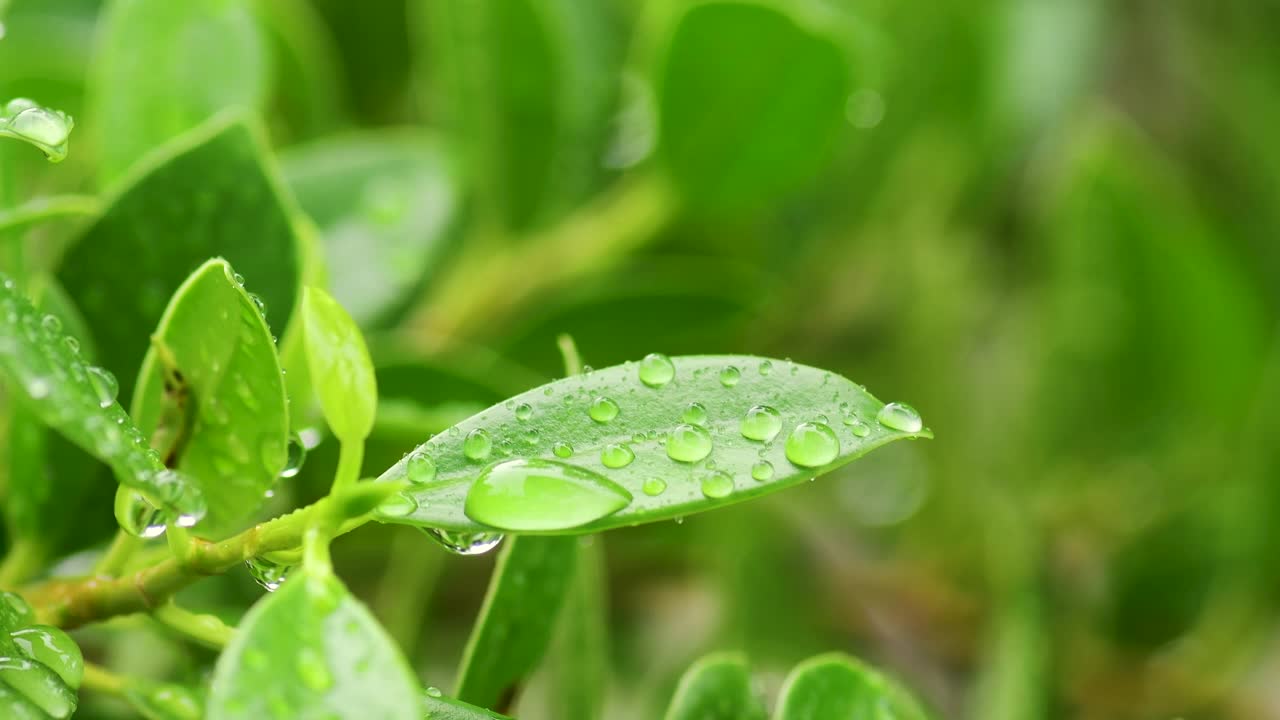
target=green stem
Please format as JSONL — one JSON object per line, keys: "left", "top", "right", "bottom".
{"left": 556, "top": 334, "right": 583, "bottom": 377}
{"left": 95, "top": 530, "right": 142, "bottom": 577}
{"left": 0, "top": 538, "right": 43, "bottom": 588}
{"left": 81, "top": 662, "right": 128, "bottom": 698}
{"left": 331, "top": 439, "right": 363, "bottom": 494}
{"left": 152, "top": 601, "right": 235, "bottom": 650}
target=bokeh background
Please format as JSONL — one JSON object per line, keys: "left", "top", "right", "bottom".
{"left": 4, "top": 0, "right": 1280, "bottom": 718}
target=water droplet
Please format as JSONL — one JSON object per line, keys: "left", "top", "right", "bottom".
{"left": 8, "top": 106, "right": 73, "bottom": 156}
{"left": 785, "top": 422, "right": 840, "bottom": 468}
{"left": 62, "top": 336, "right": 80, "bottom": 354}
{"left": 588, "top": 396, "right": 619, "bottom": 423}
{"left": 751, "top": 460, "right": 774, "bottom": 481}
{"left": 553, "top": 442, "right": 574, "bottom": 458}
{"left": 600, "top": 443, "right": 635, "bottom": 469}
{"left": 681, "top": 402, "right": 708, "bottom": 426}
{"left": 464, "top": 458, "right": 632, "bottom": 531}
{"left": 642, "top": 478, "right": 667, "bottom": 496}
{"left": 515, "top": 402, "right": 533, "bottom": 421}
{"left": 379, "top": 492, "right": 418, "bottom": 517}
{"left": 115, "top": 490, "right": 167, "bottom": 538}
{"left": 86, "top": 366, "right": 118, "bottom": 408}
{"left": 521, "top": 428, "right": 539, "bottom": 445}
{"left": 245, "top": 556, "right": 293, "bottom": 592}
{"left": 877, "top": 402, "right": 923, "bottom": 433}
{"left": 845, "top": 416, "right": 871, "bottom": 437}
{"left": 297, "top": 648, "right": 332, "bottom": 691}
{"left": 463, "top": 428, "right": 493, "bottom": 461}
{"left": 719, "top": 366, "right": 741, "bottom": 387}
{"left": 11, "top": 626, "right": 83, "bottom": 689}
{"left": 25, "top": 377, "right": 50, "bottom": 399}
{"left": 425, "top": 687, "right": 444, "bottom": 699}
{"left": 279, "top": 434, "right": 306, "bottom": 478}
{"left": 638, "top": 353, "right": 675, "bottom": 387}
{"left": 740, "top": 405, "right": 782, "bottom": 442}
{"left": 407, "top": 451, "right": 437, "bottom": 484}
{"left": 700, "top": 470, "right": 733, "bottom": 499}
{"left": 40, "top": 314, "right": 62, "bottom": 334}
{"left": 666, "top": 423, "right": 713, "bottom": 463}
{"left": 248, "top": 293, "right": 267, "bottom": 317}
{"left": 758, "top": 360, "right": 773, "bottom": 376}
{"left": 422, "top": 529, "right": 504, "bottom": 556}
{"left": 233, "top": 273, "right": 245, "bottom": 286}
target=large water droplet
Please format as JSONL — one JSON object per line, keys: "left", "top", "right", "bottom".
{"left": 666, "top": 423, "right": 713, "bottom": 463}
{"left": 297, "top": 648, "right": 333, "bottom": 691}
{"left": 421, "top": 529, "right": 504, "bottom": 556}
{"left": 280, "top": 434, "right": 306, "bottom": 478}
{"left": 463, "top": 428, "right": 493, "bottom": 461}
{"left": 740, "top": 405, "right": 782, "bottom": 442}
{"left": 245, "top": 556, "right": 293, "bottom": 592}
{"left": 553, "top": 441, "right": 574, "bottom": 458}
{"left": 379, "top": 492, "right": 418, "bottom": 517}
{"left": 785, "top": 422, "right": 840, "bottom": 468}
{"left": 425, "top": 687, "right": 444, "bottom": 698}
{"left": 719, "top": 366, "right": 741, "bottom": 387}
{"left": 11, "top": 626, "right": 83, "bottom": 689}
{"left": 751, "top": 460, "right": 774, "bottom": 481}
{"left": 588, "top": 396, "right": 619, "bottom": 423}
{"left": 514, "top": 402, "right": 533, "bottom": 421}
{"left": 682, "top": 402, "right": 708, "bottom": 426}
{"left": 115, "top": 489, "right": 166, "bottom": 538}
{"left": 876, "top": 402, "right": 923, "bottom": 433}
{"left": 86, "top": 366, "right": 118, "bottom": 408}
{"left": 600, "top": 443, "right": 635, "bottom": 469}
{"left": 638, "top": 353, "right": 675, "bottom": 387}
{"left": 464, "top": 458, "right": 632, "bottom": 531}
{"left": 700, "top": 470, "right": 734, "bottom": 499}
{"left": 407, "top": 451, "right": 437, "bottom": 484}
{"left": 642, "top": 478, "right": 667, "bottom": 496}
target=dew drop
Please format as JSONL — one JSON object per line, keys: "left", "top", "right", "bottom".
{"left": 588, "top": 396, "right": 619, "bottom": 423}
{"left": 62, "top": 336, "right": 80, "bottom": 354}
{"left": 297, "top": 648, "right": 333, "bottom": 691}
{"left": 40, "top": 314, "right": 61, "bottom": 334}
{"left": 638, "top": 353, "right": 675, "bottom": 387}
{"left": 463, "top": 428, "right": 493, "bottom": 461}
{"left": 719, "top": 366, "right": 741, "bottom": 387}
{"left": 464, "top": 458, "right": 632, "bottom": 531}
{"left": 514, "top": 402, "right": 533, "bottom": 421}
{"left": 422, "top": 529, "right": 504, "bottom": 556}
{"left": 758, "top": 360, "right": 773, "bottom": 376}
{"left": 666, "top": 423, "right": 713, "bottom": 463}
{"left": 407, "top": 451, "right": 437, "bottom": 484}
{"left": 521, "top": 428, "right": 539, "bottom": 445}
{"left": 681, "top": 402, "right": 708, "bottom": 426}
{"left": 280, "top": 435, "right": 306, "bottom": 478}
{"left": 86, "top": 366, "right": 119, "bottom": 408}
{"left": 700, "top": 470, "right": 734, "bottom": 499}
{"left": 115, "top": 490, "right": 166, "bottom": 538}
{"left": 785, "top": 422, "right": 840, "bottom": 468}
{"left": 425, "top": 687, "right": 444, "bottom": 698}
{"left": 740, "top": 405, "right": 782, "bottom": 442}
{"left": 642, "top": 478, "right": 667, "bottom": 496}
{"left": 248, "top": 293, "right": 267, "bottom": 317}
{"left": 552, "top": 441, "right": 574, "bottom": 458}
{"left": 600, "top": 443, "right": 635, "bottom": 469}
{"left": 845, "top": 416, "right": 871, "bottom": 437}
{"left": 877, "top": 402, "right": 923, "bottom": 433}
{"left": 245, "top": 556, "right": 293, "bottom": 592}
{"left": 233, "top": 273, "right": 245, "bottom": 286}
{"left": 751, "top": 460, "right": 774, "bottom": 481}
{"left": 379, "top": 492, "right": 418, "bottom": 517}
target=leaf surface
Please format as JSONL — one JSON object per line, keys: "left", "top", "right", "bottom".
{"left": 664, "top": 652, "right": 764, "bottom": 720}
{"left": 773, "top": 653, "right": 931, "bottom": 720}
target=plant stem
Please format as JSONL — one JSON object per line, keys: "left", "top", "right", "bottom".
{"left": 152, "top": 601, "right": 235, "bottom": 650}
{"left": 331, "top": 439, "right": 363, "bottom": 494}
{"left": 81, "top": 662, "right": 128, "bottom": 698}
{"left": 0, "top": 538, "right": 43, "bottom": 588}
{"left": 556, "top": 334, "right": 583, "bottom": 377}
{"left": 95, "top": 530, "right": 142, "bottom": 577}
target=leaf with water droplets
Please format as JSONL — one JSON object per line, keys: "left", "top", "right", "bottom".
{"left": 129, "top": 259, "right": 288, "bottom": 537}
{"left": 664, "top": 652, "right": 764, "bottom": 720}
{"left": 0, "top": 274, "right": 202, "bottom": 519}
{"left": 207, "top": 568, "right": 420, "bottom": 720}
{"left": 375, "top": 356, "right": 931, "bottom": 534}
{"left": 773, "top": 653, "right": 932, "bottom": 720}
{"left": 0, "top": 98, "right": 74, "bottom": 162}
{"left": 301, "top": 286, "right": 377, "bottom": 444}
{"left": 422, "top": 690, "right": 512, "bottom": 719}
{"left": 453, "top": 536, "right": 578, "bottom": 710}
{"left": 0, "top": 591, "right": 83, "bottom": 719}
{"left": 57, "top": 114, "right": 302, "bottom": 405}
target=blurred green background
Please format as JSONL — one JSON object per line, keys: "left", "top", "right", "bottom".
{"left": 4, "top": 0, "right": 1280, "bottom": 718}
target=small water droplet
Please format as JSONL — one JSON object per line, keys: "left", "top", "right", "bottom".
{"left": 877, "top": 402, "right": 923, "bottom": 433}
{"left": 86, "top": 366, "right": 119, "bottom": 408}
{"left": 280, "top": 434, "right": 306, "bottom": 478}
{"left": 233, "top": 273, "right": 245, "bottom": 285}
{"left": 642, "top": 478, "right": 667, "bottom": 496}
{"left": 115, "top": 490, "right": 167, "bottom": 538}
{"left": 740, "top": 405, "right": 782, "bottom": 442}
{"left": 666, "top": 423, "right": 713, "bottom": 463}
{"left": 700, "top": 470, "right": 733, "bottom": 499}
{"left": 297, "top": 648, "right": 332, "bottom": 691}
{"left": 845, "top": 415, "right": 871, "bottom": 437}
{"left": 408, "top": 451, "right": 437, "bottom": 484}
{"left": 681, "top": 402, "right": 708, "bottom": 426}
{"left": 25, "top": 377, "right": 50, "bottom": 399}
{"left": 379, "top": 492, "right": 418, "bottom": 517}
{"left": 425, "top": 687, "right": 444, "bottom": 698}
{"left": 638, "top": 353, "right": 675, "bottom": 387}
{"left": 719, "top": 366, "right": 741, "bottom": 387}
{"left": 248, "top": 293, "right": 267, "bottom": 317}
{"left": 553, "top": 441, "right": 574, "bottom": 458}
{"left": 40, "top": 314, "right": 62, "bottom": 334}
{"left": 62, "top": 336, "right": 80, "bottom": 354}
{"left": 751, "top": 460, "right": 774, "bottom": 481}
{"left": 463, "top": 428, "right": 493, "bottom": 461}
{"left": 758, "top": 360, "right": 773, "bottom": 376}
{"left": 422, "top": 529, "right": 504, "bottom": 556}
{"left": 464, "top": 458, "right": 632, "bottom": 531}
{"left": 245, "top": 556, "right": 293, "bottom": 592}
{"left": 588, "top": 396, "right": 620, "bottom": 423}
{"left": 515, "top": 402, "right": 533, "bottom": 421}
{"left": 521, "top": 428, "right": 540, "bottom": 445}
{"left": 600, "top": 443, "right": 635, "bottom": 469}
{"left": 785, "top": 422, "right": 840, "bottom": 468}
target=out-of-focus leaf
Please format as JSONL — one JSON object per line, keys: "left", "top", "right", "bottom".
{"left": 57, "top": 114, "right": 302, "bottom": 403}
{"left": 663, "top": 652, "right": 764, "bottom": 720}
{"left": 251, "top": 0, "right": 345, "bottom": 141}
{"left": 281, "top": 131, "right": 459, "bottom": 326}
{"left": 375, "top": 355, "right": 929, "bottom": 533}
{"left": 0, "top": 98, "right": 73, "bottom": 162}
{"left": 121, "top": 679, "right": 203, "bottom": 720}
{"left": 0, "top": 591, "right": 83, "bottom": 719}
{"left": 129, "top": 259, "right": 288, "bottom": 537}
{"left": 454, "top": 536, "right": 578, "bottom": 710}
{"left": 207, "top": 568, "right": 421, "bottom": 720}
{"left": 89, "top": 0, "right": 268, "bottom": 185}
{"left": 423, "top": 690, "right": 511, "bottom": 720}
{"left": 0, "top": 196, "right": 98, "bottom": 237}
{"left": 542, "top": 538, "right": 608, "bottom": 720}
{"left": 415, "top": 0, "right": 616, "bottom": 230}
{"left": 301, "top": 286, "right": 376, "bottom": 444}
{"left": 656, "top": 2, "right": 849, "bottom": 215}
{"left": 773, "top": 653, "right": 931, "bottom": 720}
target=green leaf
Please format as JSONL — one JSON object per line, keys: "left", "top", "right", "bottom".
{"left": 207, "top": 568, "right": 421, "bottom": 720}
{"left": 121, "top": 679, "right": 203, "bottom": 720}
{"left": 375, "top": 355, "right": 930, "bottom": 533}
{"left": 89, "top": 0, "right": 268, "bottom": 185}
{"left": 454, "top": 536, "right": 578, "bottom": 709}
{"left": 301, "top": 286, "right": 376, "bottom": 444}
{"left": 542, "top": 538, "right": 608, "bottom": 720}
{"left": 415, "top": 0, "right": 615, "bottom": 230}
{"left": 128, "top": 258, "right": 288, "bottom": 537}
{"left": 423, "top": 690, "right": 512, "bottom": 720}
{"left": 280, "top": 131, "right": 459, "bottom": 326}
{"left": 0, "top": 591, "right": 83, "bottom": 719}
{"left": 0, "top": 274, "right": 203, "bottom": 518}
{"left": 773, "top": 654, "right": 931, "bottom": 720}
{"left": 57, "top": 113, "right": 302, "bottom": 404}
{"left": 664, "top": 652, "right": 764, "bottom": 720}
{"left": 0, "top": 195, "right": 99, "bottom": 237}
{"left": 0, "top": 98, "right": 74, "bottom": 162}
{"left": 656, "top": 2, "right": 850, "bottom": 215}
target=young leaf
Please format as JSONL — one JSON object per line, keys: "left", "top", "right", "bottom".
{"left": 0, "top": 591, "right": 84, "bottom": 719}
{"left": 664, "top": 652, "right": 764, "bottom": 720}
{"left": 773, "top": 653, "right": 931, "bottom": 720}
{"left": 0, "top": 275, "right": 203, "bottom": 519}
{"left": 656, "top": 2, "right": 849, "bottom": 215}
{"left": 122, "top": 679, "right": 203, "bottom": 720}
{"left": 89, "top": 0, "right": 268, "bottom": 185}
{"left": 423, "top": 690, "right": 512, "bottom": 720}
{"left": 375, "top": 355, "right": 930, "bottom": 533}
{"left": 0, "top": 98, "right": 74, "bottom": 162}
{"left": 129, "top": 258, "right": 289, "bottom": 537}
{"left": 301, "top": 286, "right": 376, "bottom": 444}
{"left": 207, "top": 568, "right": 421, "bottom": 720}
{"left": 454, "top": 536, "right": 578, "bottom": 710}
{"left": 57, "top": 114, "right": 302, "bottom": 403}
